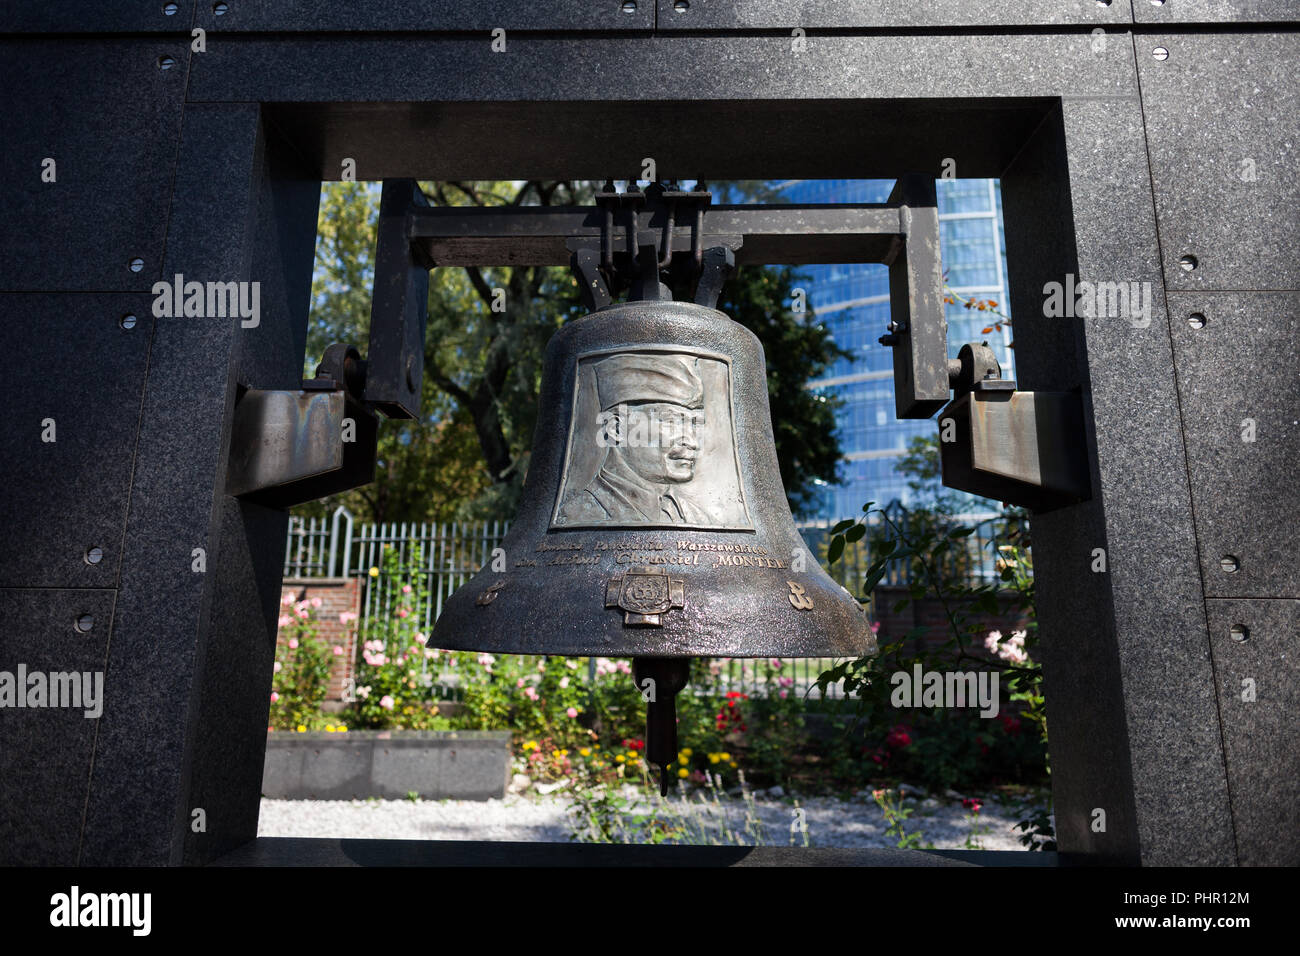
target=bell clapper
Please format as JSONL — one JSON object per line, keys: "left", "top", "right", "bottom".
{"left": 631, "top": 656, "right": 691, "bottom": 797}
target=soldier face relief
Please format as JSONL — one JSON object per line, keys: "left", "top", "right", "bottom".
{"left": 598, "top": 402, "right": 705, "bottom": 484}
{"left": 552, "top": 349, "right": 752, "bottom": 530}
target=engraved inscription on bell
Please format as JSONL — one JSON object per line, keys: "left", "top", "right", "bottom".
{"left": 605, "top": 566, "right": 686, "bottom": 626}
{"left": 551, "top": 348, "right": 753, "bottom": 530}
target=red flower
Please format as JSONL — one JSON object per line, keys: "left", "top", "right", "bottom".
{"left": 962, "top": 797, "right": 983, "bottom": 814}
{"left": 885, "top": 727, "right": 912, "bottom": 749}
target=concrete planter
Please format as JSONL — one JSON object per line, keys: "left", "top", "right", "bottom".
{"left": 263, "top": 730, "right": 512, "bottom": 801}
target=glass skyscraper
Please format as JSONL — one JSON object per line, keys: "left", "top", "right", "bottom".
{"left": 776, "top": 179, "right": 1014, "bottom": 519}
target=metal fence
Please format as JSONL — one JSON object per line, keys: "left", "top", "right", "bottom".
{"left": 283, "top": 504, "right": 1027, "bottom": 699}
{"left": 797, "top": 501, "right": 1025, "bottom": 596}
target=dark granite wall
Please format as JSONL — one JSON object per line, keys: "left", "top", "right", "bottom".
{"left": 0, "top": 2, "right": 1294, "bottom": 865}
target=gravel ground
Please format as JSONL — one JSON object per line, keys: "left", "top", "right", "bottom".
{"left": 259, "top": 788, "right": 1049, "bottom": 850}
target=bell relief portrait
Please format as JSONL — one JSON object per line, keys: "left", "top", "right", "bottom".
{"left": 550, "top": 349, "right": 752, "bottom": 530}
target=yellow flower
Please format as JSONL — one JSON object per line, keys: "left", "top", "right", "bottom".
{"left": 720, "top": 752, "right": 731, "bottom": 761}
{"left": 678, "top": 768, "right": 689, "bottom": 778}
{"left": 338, "top": 726, "right": 347, "bottom": 732}
{"left": 729, "top": 761, "right": 738, "bottom": 769}
{"left": 325, "top": 725, "right": 335, "bottom": 733}
{"left": 615, "top": 755, "right": 626, "bottom": 763}
{"left": 368, "top": 567, "right": 380, "bottom": 578}
{"left": 709, "top": 754, "right": 720, "bottom": 764}
{"left": 579, "top": 748, "right": 591, "bottom": 757}
{"left": 681, "top": 748, "right": 693, "bottom": 756}
{"left": 296, "top": 725, "right": 306, "bottom": 733}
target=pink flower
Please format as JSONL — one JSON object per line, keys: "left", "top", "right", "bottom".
{"left": 566, "top": 707, "right": 578, "bottom": 719}
{"left": 559, "top": 677, "right": 570, "bottom": 689}
{"left": 333, "top": 645, "right": 343, "bottom": 656}
{"left": 770, "top": 658, "right": 783, "bottom": 669}
{"left": 379, "top": 695, "right": 394, "bottom": 710}
{"left": 339, "top": 611, "right": 357, "bottom": 624}
{"left": 478, "top": 653, "right": 496, "bottom": 669}
{"left": 516, "top": 678, "right": 526, "bottom": 688}
{"left": 984, "top": 630, "right": 1003, "bottom": 653}
{"left": 397, "top": 608, "right": 409, "bottom": 619}
{"left": 278, "top": 614, "right": 293, "bottom": 628}
{"left": 615, "top": 660, "right": 631, "bottom": 675}
{"left": 288, "top": 638, "right": 299, "bottom": 649}
{"left": 270, "top": 692, "right": 279, "bottom": 703}
{"left": 402, "top": 584, "right": 412, "bottom": 594}
{"left": 779, "top": 690, "right": 788, "bottom": 699}
{"left": 999, "top": 644, "right": 1028, "bottom": 664}
{"left": 273, "top": 661, "right": 281, "bottom": 673}
{"left": 778, "top": 676, "right": 794, "bottom": 688}
{"left": 537, "top": 661, "right": 546, "bottom": 672}
{"left": 524, "top": 687, "right": 539, "bottom": 701}
{"left": 310, "top": 597, "right": 322, "bottom": 609}
{"left": 415, "top": 632, "right": 428, "bottom": 644}
{"left": 281, "top": 593, "right": 295, "bottom": 606}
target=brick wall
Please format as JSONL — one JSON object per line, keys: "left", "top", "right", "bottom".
{"left": 277, "top": 578, "right": 361, "bottom": 704}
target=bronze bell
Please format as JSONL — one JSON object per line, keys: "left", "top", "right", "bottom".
{"left": 432, "top": 292, "right": 876, "bottom": 792}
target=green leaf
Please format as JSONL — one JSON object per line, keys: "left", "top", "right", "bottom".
{"left": 948, "top": 527, "right": 976, "bottom": 538}
{"left": 830, "top": 519, "right": 856, "bottom": 535}
{"left": 844, "top": 523, "right": 866, "bottom": 543}
{"left": 892, "top": 598, "right": 910, "bottom": 613}
{"left": 862, "top": 500, "right": 876, "bottom": 513}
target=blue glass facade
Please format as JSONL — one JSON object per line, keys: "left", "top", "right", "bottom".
{"left": 777, "top": 179, "right": 1013, "bottom": 518}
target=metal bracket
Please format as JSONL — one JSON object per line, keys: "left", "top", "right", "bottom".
{"left": 935, "top": 342, "right": 1090, "bottom": 512}
{"left": 226, "top": 344, "right": 378, "bottom": 508}
{"left": 938, "top": 388, "right": 1091, "bottom": 513}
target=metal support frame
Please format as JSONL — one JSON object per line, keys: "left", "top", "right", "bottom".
{"left": 365, "top": 179, "right": 433, "bottom": 420}
{"left": 397, "top": 181, "right": 946, "bottom": 418}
